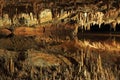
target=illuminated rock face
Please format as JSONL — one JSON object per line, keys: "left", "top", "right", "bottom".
{"left": 39, "top": 9, "right": 52, "bottom": 23}
{"left": 0, "top": 14, "right": 11, "bottom": 28}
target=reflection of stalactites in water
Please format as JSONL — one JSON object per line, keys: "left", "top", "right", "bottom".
{"left": 9, "top": 57, "right": 14, "bottom": 75}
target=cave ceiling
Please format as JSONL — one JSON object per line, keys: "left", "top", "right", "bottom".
{"left": 1, "top": 0, "right": 119, "bottom": 13}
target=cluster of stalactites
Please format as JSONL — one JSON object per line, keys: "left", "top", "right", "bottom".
{"left": 13, "top": 12, "right": 38, "bottom": 26}
{"left": 104, "top": 9, "right": 120, "bottom": 31}
{"left": 0, "top": 12, "right": 39, "bottom": 28}
{"left": 76, "top": 11, "right": 104, "bottom": 31}
{"left": 76, "top": 9, "right": 120, "bottom": 31}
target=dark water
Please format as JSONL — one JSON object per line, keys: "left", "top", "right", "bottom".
{"left": 78, "top": 32, "right": 120, "bottom": 42}
{"left": 0, "top": 36, "right": 36, "bottom": 51}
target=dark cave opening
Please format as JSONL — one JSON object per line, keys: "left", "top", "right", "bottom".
{"left": 78, "top": 23, "right": 120, "bottom": 33}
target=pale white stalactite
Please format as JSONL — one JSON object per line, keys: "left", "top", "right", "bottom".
{"left": 87, "top": 13, "right": 91, "bottom": 30}
{"left": 98, "top": 23, "right": 101, "bottom": 28}
{"left": 34, "top": 17, "right": 38, "bottom": 25}
{"left": 87, "top": 23, "right": 91, "bottom": 30}
{"left": 96, "top": 12, "right": 99, "bottom": 26}
{"left": 13, "top": 15, "right": 19, "bottom": 25}
{"left": 84, "top": 12, "right": 87, "bottom": 18}
{"left": 30, "top": 12, "right": 34, "bottom": 21}
{"left": 86, "top": 15, "right": 89, "bottom": 24}
{"left": 90, "top": 13, "right": 94, "bottom": 25}
{"left": 80, "top": 13, "right": 83, "bottom": 21}
{"left": 89, "top": 13, "right": 93, "bottom": 21}
{"left": 92, "top": 21, "right": 96, "bottom": 26}
{"left": 81, "top": 19, "right": 84, "bottom": 27}
{"left": 99, "top": 12, "right": 104, "bottom": 28}
{"left": 88, "top": 12, "right": 91, "bottom": 22}
{"left": 84, "top": 12, "right": 87, "bottom": 23}
{"left": 26, "top": 14, "right": 31, "bottom": 26}
{"left": 95, "top": 12, "right": 98, "bottom": 23}
{"left": 84, "top": 12, "right": 90, "bottom": 30}
{"left": 57, "top": 13, "right": 60, "bottom": 18}
{"left": 111, "top": 21, "right": 117, "bottom": 31}
{"left": 82, "top": 13, "right": 86, "bottom": 28}
{"left": 78, "top": 13, "right": 82, "bottom": 25}
{"left": 96, "top": 12, "right": 104, "bottom": 28}
{"left": 68, "top": 11, "right": 70, "bottom": 16}
{"left": 116, "top": 17, "right": 120, "bottom": 24}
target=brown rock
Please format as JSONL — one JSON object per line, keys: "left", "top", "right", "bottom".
{"left": 0, "top": 29, "right": 11, "bottom": 36}
{"left": 13, "top": 27, "right": 36, "bottom": 36}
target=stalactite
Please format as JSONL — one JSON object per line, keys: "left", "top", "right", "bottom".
{"left": 30, "top": 12, "right": 34, "bottom": 21}
{"left": 111, "top": 21, "right": 117, "bottom": 31}
{"left": 87, "top": 23, "right": 91, "bottom": 30}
